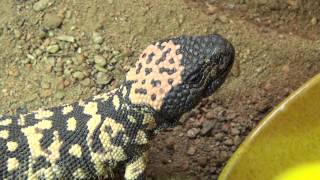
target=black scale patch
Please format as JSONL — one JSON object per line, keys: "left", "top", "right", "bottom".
{"left": 134, "top": 88, "right": 147, "bottom": 95}
{"left": 136, "top": 63, "right": 143, "bottom": 74}
{"left": 144, "top": 68, "right": 153, "bottom": 75}
{"left": 159, "top": 67, "right": 177, "bottom": 75}
{"left": 146, "top": 52, "right": 155, "bottom": 64}
{"left": 155, "top": 48, "right": 171, "bottom": 65}
{"left": 150, "top": 79, "right": 161, "bottom": 87}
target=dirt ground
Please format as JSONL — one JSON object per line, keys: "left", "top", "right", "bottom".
{"left": 0, "top": 0, "right": 320, "bottom": 179}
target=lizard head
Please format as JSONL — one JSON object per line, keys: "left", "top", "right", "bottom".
{"left": 125, "top": 34, "right": 234, "bottom": 124}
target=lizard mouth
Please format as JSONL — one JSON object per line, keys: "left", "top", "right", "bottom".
{"left": 204, "top": 66, "right": 231, "bottom": 97}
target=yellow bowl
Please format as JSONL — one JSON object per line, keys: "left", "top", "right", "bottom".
{"left": 218, "top": 73, "right": 320, "bottom": 180}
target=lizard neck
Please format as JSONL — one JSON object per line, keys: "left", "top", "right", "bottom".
{"left": 115, "top": 82, "right": 179, "bottom": 134}
{"left": 99, "top": 83, "right": 158, "bottom": 133}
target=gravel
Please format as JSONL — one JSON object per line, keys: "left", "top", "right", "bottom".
{"left": 92, "top": 32, "right": 104, "bottom": 44}
{"left": 72, "top": 71, "right": 85, "bottom": 80}
{"left": 187, "top": 146, "right": 197, "bottom": 156}
{"left": 46, "top": 44, "right": 60, "bottom": 53}
{"left": 33, "top": 0, "right": 54, "bottom": 11}
{"left": 187, "top": 128, "right": 201, "bottom": 139}
{"left": 43, "top": 14, "right": 63, "bottom": 29}
{"left": 56, "top": 35, "right": 75, "bottom": 43}
{"left": 94, "top": 55, "right": 107, "bottom": 67}
{"left": 200, "top": 120, "right": 216, "bottom": 135}
{"left": 95, "top": 72, "right": 112, "bottom": 85}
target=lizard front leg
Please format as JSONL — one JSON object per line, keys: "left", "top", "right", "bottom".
{"left": 124, "top": 151, "right": 148, "bottom": 180}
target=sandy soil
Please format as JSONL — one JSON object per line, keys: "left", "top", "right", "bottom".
{"left": 0, "top": 0, "right": 319, "bottom": 179}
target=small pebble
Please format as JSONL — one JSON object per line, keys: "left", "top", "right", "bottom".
{"left": 230, "top": 128, "right": 240, "bottom": 135}
{"left": 44, "top": 14, "right": 63, "bottom": 29}
{"left": 92, "top": 32, "right": 104, "bottom": 44}
{"left": 46, "top": 44, "right": 60, "bottom": 53}
{"left": 94, "top": 55, "right": 107, "bottom": 66}
{"left": 214, "top": 133, "right": 224, "bottom": 141}
{"left": 187, "top": 146, "right": 196, "bottom": 156}
{"left": 14, "top": 29, "right": 22, "bottom": 39}
{"left": 187, "top": 128, "right": 201, "bottom": 138}
{"left": 38, "top": 29, "right": 47, "bottom": 39}
{"left": 311, "top": 17, "right": 317, "bottom": 25}
{"left": 80, "top": 78, "right": 91, "bottom": 87}
{"left": 200, "top": 120, "right": 216, "bottom": 135}
{"left": 207, "top": 5, "right": 218, "bottom": 15}
{"left": 63, "top": 80, "right": 71, "bottom": 87}
{"left": 72, "top": 71, "right": 85, "bottom": 80}
{"left": 96, "top": 72, "right": 112, "bottom": 85}
{"left": 33, "top": 0, "right": 52, "bottom": 11}
{"left": 224, "top": 138, "right": 233, "bottom": 146}
{"left": 282, "top": 64, "right": 290, "bottom": 75}
{"left": 206, "top": 111, "right": 215, "bottom": 119}
{"left": 56, "top": 35, "right": 75, "bottom": 43}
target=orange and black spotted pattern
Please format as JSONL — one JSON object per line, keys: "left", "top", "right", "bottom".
{"left": 0, "top": 34, "right": 234, "bottom": 180}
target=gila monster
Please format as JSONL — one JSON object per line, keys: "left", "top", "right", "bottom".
{"left": 0, "top": 34, "right": 235, "bottom": 179}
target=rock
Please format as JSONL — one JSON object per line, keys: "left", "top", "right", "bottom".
{"left": 72, "top": 71, "right": 85, "bottom": 80}
{"left": 205, "top": 111, "right": 215, "bottom": 119}
{"left": 224, "top": 138, "right": 233, "bottom": 146}
{"left": 187, "top": 128, "right": 200, "bottom": 138}
{"left": 94, "top": 55, "right": 107, "bottom": 66}
{"left": 44, "top": 14, "right": 63, "bottom": 29}
{"left": 230, "top": 128, "right": 240, "bottom": 135}
{"left": 14, "top": 29, "right": 22, "bottom": 39}
{"left": 282, "top": 64, "right": 290, "bottom": 76}
{"left": 214, "top": 132, "right": 224, "bottom": 141}
{"left": 96, "top": 72, "right": 112, "bottom": 85}
{"left": 33, "top": 0, "right": 53, "bottom": 11}
{"left": 311, "top": 17, "right": 317, "bottom": 25}
{"left": 34, "top": 49, "right": 44, "bottom": 57}
{"left": 80, "top": 78, "right": 91, "bottom": 87}
{"left": 63, "top": 80, "right": 71, "bottom": 87}
{"left": 46, "top": 44, "right": 60, "bottom": 53}
{"left": 39, "top": 29, "right": 47, "bottom": 39}
{"left": 187, "top": 146, "right": 196, "bottom": 156}
{"left": 92, "top": 32, "right": 104, "bottom": 44}
{"left": 200, "top": 120, "right": 216, "bottom": 135}
{"left": 226, "top": 110, "right": 237, "bottom": 120}
{"left": 287, "top": 0, "right": 298, "bottom": 9}
{"left": 56, "top": 35, "right": 75, "bottom": 43}
{"left": 233, "top": 135, "right": 241, "bottom": 145}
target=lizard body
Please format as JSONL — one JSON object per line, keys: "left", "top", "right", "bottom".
{"left": 0, "top": 34, "right": 235, "bottom": 179}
